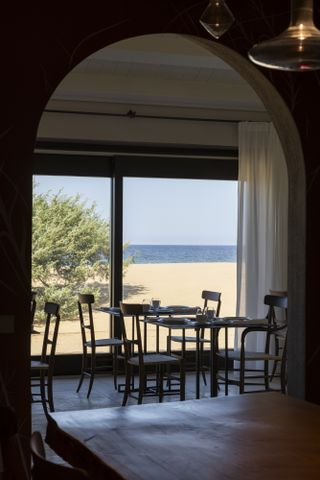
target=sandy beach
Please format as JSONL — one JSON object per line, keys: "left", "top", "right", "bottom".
{"left": 32, "top": 262, "right": 236, "bottom": 355}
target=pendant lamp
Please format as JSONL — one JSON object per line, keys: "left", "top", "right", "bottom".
{"left": 199, "top": 0, "right": 235, "bottom": 40}
{"left": 248, "top": 0, "right": 320, "bottom": 71}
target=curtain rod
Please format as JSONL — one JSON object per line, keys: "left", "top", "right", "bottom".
{"left": 44, "top": 108, "right": 247, "bottom": 124}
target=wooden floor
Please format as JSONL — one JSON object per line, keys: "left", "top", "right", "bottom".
{"left": 32, "top": 371, "right": 280, "bottom": 462}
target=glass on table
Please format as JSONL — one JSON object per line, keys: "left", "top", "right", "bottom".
{"left": 196, "top": 307, "right": 206, "bottom": 323}
{"left": 151, "top": 298, "right": 161, "bottom": 311}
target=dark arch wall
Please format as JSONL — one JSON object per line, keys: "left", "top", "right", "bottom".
{"left": 0, "top": 0, "right": 317, "bottom": 440}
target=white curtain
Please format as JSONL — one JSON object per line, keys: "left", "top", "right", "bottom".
{"left": 235, "top": 122, "right": 288, "bottom": 354}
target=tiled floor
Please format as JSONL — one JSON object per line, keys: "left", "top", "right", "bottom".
{"left": 32, "top": 370, "right": 280, "bottom": 462}
{"left": 32, "top": 371, "right": 218, "bottom": 431}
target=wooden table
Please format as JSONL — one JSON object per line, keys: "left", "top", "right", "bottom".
{"left": 46, "top": 392, "right": 320, "bottom": 480}
{"left": 97, "top": 311, "right": 269, "bottom": 399}
{"left": 148, "top": 316, "right": 269, "bottom": 398}
{"left": 97, "top": 306, "right": 199, "bottom": 353}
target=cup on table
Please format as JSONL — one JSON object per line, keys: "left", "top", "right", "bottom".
{"left": 206, "top": 309, "right": 216, "bottom": 320}
{"left": 151, "top": 298, "right": 161, "bottom": 311}
{"left": 196, "top": 312, "right": 207, "bottom": 323}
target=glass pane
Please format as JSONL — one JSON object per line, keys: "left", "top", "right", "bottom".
{"left": 31, "top": 175, "right": 111, "bottom": 355}
{"left": 123, "top": 177, "right": 237, "bottom": 351}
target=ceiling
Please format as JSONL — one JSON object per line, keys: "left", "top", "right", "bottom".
{"left": 48, "top": 33, "right": 269, "bottom": 121}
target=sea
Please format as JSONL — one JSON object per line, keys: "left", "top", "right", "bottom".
{"left": 123, "top": 245, "right": 236, "bottom": 264}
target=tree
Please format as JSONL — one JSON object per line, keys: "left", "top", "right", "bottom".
{"left": 32, "top": 189, "right": 131, "bottom": 319}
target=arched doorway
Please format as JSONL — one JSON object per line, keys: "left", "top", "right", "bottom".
{"left": 35, "top": 32, "right": 305, "bottom": 399}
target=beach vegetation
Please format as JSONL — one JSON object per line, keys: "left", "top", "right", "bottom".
{"left": 32, "top": 188, "right": 133, "bottom": 320}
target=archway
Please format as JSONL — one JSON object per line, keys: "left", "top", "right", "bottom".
{"left": 36, "top": 32, "right": 305, "bottom": 398}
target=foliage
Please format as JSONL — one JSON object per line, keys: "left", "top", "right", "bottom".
{"left": 32, "top": 188, "right": 131, "bottom": 320}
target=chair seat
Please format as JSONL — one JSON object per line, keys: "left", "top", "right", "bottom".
{"left": 31, "top": 360, "right": 49, "bottom": 370}
{"left": 128, "top": 353, "right": 181, "bottom": 366}
{"left": 170, "top": 335, "right": 210, "bottom": 343}
{"left": 217, "top": 349, "right": 282, "bottom": 361}
{"left": 85, "top": 338, "right": 123, "bottom": 348}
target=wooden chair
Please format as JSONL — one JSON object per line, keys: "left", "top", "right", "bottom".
{"left": 120, "top": 302, "right": 185, "bottom": 405}
{"left": 31, "top": 302, "right": 61, "bottom": 417}
{"left": 0, "top": 405, "right": 29, "bottom": 480}
{"left": 30, "top": 431, "right": 89, "bottom": 480}
{"left": 76, "top": 294, "right": 123, "bottom": 398}
{"left": 167, "top": 290, "right": 222, "bottom": 384}
{"left": 217, "top": 294, "right": 288, "bottom": 394}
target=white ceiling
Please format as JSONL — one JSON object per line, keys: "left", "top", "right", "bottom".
{"left": 49, "top": 33, "right": 268, "bottom": 120}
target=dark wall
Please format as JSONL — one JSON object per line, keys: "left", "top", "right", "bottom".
{"left": 0, "top": 0, "right": 319, "bottom": 443}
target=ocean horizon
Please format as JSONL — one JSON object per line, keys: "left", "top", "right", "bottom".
{"left": 124, "top": 244, "right": 236, "bottom": 264}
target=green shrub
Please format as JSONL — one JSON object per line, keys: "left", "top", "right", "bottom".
{"left": 32, "top": 188, "right": 132, "bottom": 320}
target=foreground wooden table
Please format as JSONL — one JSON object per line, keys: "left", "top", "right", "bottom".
{"left": 46, "top": 392, "right": 320, "bottom": 480}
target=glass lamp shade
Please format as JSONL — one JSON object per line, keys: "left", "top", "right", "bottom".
{"left": 249, "top": 0, "right": 320, "bottom": 71}
{"left": 199, "top": 0, "right": 235, "bottom": 40}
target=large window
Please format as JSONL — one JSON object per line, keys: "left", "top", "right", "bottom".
{"left": 32, "top": 147, "right": 238, "bottom": 359}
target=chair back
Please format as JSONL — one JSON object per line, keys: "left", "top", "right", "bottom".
{"left": 264, "top": 295, "right": 288, "bottom": 373}
{"left": 30, "top": 431, "right": 89, "bottom": 480}
{"left": 31, "top": 291, "right": 37, "bottom": 329}
{"left": 264, "top": 294, "right": 288, "bottom": 326}
{"left": 41, "top": 302, "right": 61, "bottom": 371}
{"left": 119, "top": 303, "right": 144, "bottom": 364}
{"left": 78, "top": 294, "right": 96, "bottom": 349}
{"left": 201, "top": 290, "right": 222, "bottom": 317}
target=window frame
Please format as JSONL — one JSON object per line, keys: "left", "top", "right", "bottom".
{"left": 32, "top": 141, "right": 238, "bottom": 372}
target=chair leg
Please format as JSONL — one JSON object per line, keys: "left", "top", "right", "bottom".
{"left": 200, "top": 343, "right": 207, "bottom": 386}
{"left": 122, "top": 364, "right": 131, "bottom": 406}
{"left": 280, "top": 339, "right": 288, "bottom": 394}
{"left": 39, "top": 371, "right": 49, "bottom": 417}
{"left": 138, "top": 368, "right": 145, "bottom": 404}
{"left": 180, "top": 362, "right": 185, "bottom": 401}
{"left": 264, "top": 359, "right": 270, "bottom": 390}
{"left": 270, "top": 361, "right": 278, "bottom": 383}
{"left": 47, "top": 371, "right": 54, "bottom": 412}
{"left": 113, "top": 347, "right": 118, "bottom": 391}
{"left": 166, "top": 336, "right": 172, "bottom": 388}
{"left": 159, "top": 366, "right": 164, "bottom": 403}
{"left": 76, "top": 349, "right": 87, "bottom": 393}
{"left": 87, "top": 351, "right": 96, "bottom": 398}
{"left": 239, "top": 357, "right": 245, "bottom": 394}
{"left": 270, "top": 336, "right": 280, "bottom": 382}
{"left": 280, "top": 357, "right": 287, "bottom": 394}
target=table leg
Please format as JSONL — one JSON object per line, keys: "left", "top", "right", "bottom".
{"left": 156, "top": 325, "right": 159, "bottom": 353}
{"left": 225, "top": 327, "right": 229, "bottom": 396}
{"left": 210, "top": 328, "right": 218, "bottom": 397}
{"left": 196, "top": 328, "right": 200, "bottom": 399}
{"left": 144, "top": 320, "right": 147, "bottom": 353}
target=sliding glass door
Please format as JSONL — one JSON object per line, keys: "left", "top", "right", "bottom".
{"left": 32, "top": 148, "right": 238, "bottom": 361}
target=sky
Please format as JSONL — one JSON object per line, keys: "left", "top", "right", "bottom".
{"left": 34, "top": 175, "right": 237, "bottom": 245}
